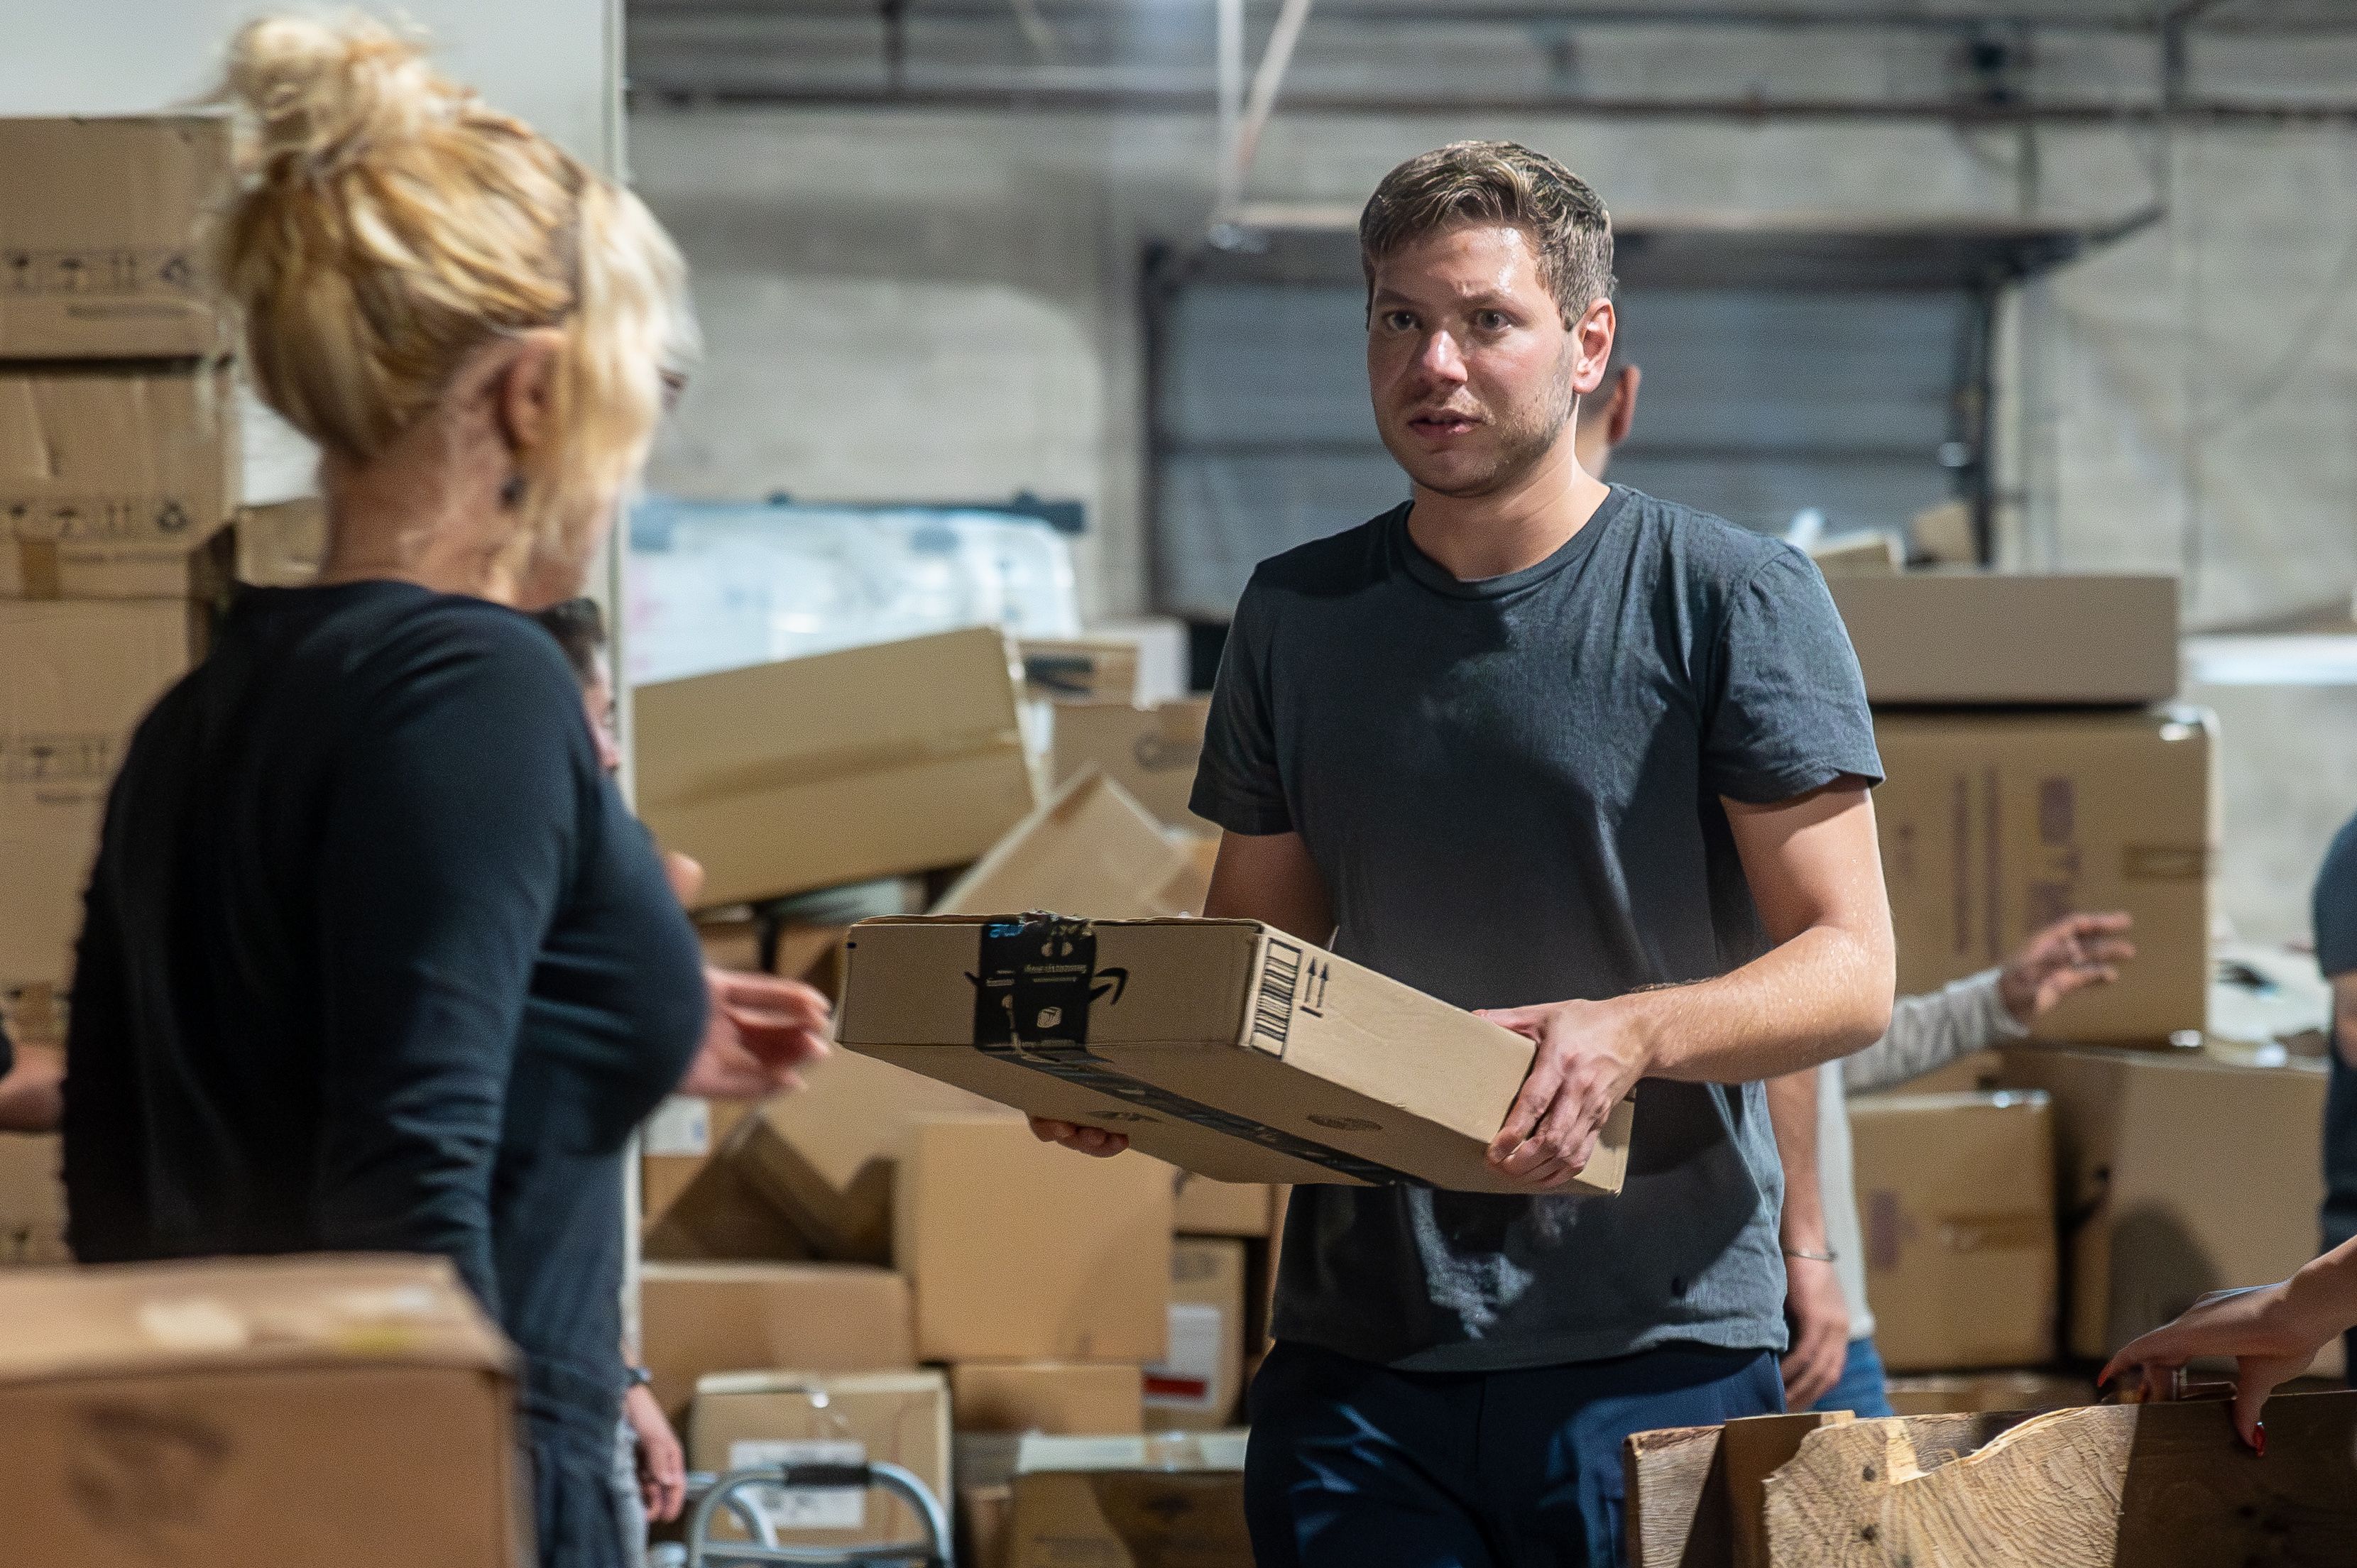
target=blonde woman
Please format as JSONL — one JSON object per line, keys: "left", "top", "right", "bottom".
{"left": 60, "top": 18, "right": 829, "bottom": 1566}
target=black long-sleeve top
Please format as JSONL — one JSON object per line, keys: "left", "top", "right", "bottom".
{"left": 64, "top": 581, "right": 705, "bottom": 1460}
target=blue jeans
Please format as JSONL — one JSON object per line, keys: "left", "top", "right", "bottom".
{"left": 1244, "top": 1339, "right": 1785, "bottom": 1568}
{"left": 1809, "top": 1336, "right": 1896, "bottom": 1418}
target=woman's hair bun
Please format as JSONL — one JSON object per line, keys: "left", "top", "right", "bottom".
{"left": 220, "top": 13, "right": 456, "bottom": 178}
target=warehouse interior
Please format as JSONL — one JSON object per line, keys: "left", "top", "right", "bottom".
{"left": 6, "top": 2, "right": 2357, "bottom": 1565}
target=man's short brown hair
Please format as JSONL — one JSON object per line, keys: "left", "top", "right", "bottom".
{"left": 1359, "top": 141, "right": 1615, "bottom": 319}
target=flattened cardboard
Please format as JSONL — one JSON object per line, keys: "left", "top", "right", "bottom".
{"left": 1996, "top": 1046, "right": 2330, "bottom": 1361}
{"left": 0, "top": 362, "right": 240, "bottom": 597}
{"left": 690, "top": 1370, "right": 948, "bottom": 1555}
{"left": 1874, "top": 706, "right": 2214, "bottom": 1043}
{"left": 949, "top": 1362, "right": 1144, "bottom": 1435}
{"left": 0, "top": 1255, "right": 522, "bottom": 1566}
{"left": 728, "top": 1048, "right": 1015, "bottom": 1264}
{"left": 1051, "top": 699, "right": 1215, "bottom": 832}
{"left": 896, "top": 1118, "right": 1171, "bottom": 1364}
{"left": 0, "top": 115, "right": 234, "bottom": 358}
{"left": 1847, "top": 1090, "right": 2057, "bottom": 1371}
{"left": 934, "top": 767, "right": 1200, "bottom": 921}
{"left": 635, "top": 627, "right": 1038, "bottom": 908}
{"left": 838, "top": 915, "right": 1632, "bottom": 1195}
{"left": 640, "top": 1261, "right": 914, "bottom": 1426}
{"left": 1829, "top": 571, "right": 2180, "bottom": 704}
{"left": 0, "top": 598, "right": 208, "bottom": 1007}
{"left": 1143, "top": 1238, "right": 1245, "bottom": 1432}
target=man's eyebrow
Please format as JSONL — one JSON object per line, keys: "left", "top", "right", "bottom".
{"left": 1369, "top": 283, "right": 1519, "bottom": 310}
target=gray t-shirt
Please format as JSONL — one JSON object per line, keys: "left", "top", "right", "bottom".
{"left": 1190, "top": 487, "right": 1881, "bottom": 1371}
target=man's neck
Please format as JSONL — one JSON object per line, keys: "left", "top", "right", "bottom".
{"left": 1404, "top": 437, "right": 1613, "bottom": 581}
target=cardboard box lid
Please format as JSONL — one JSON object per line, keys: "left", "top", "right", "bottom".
{"left": 0, "top": 115, "right": 235, "bottom": 358}
{"left": 840, "top": 914, "right": 1630, "bottom": 1196}
{"left": 933, "top": 767, "right": 1196, "bottom": 921}
{"left": 1829, "top": 571, "right": 2180, "bottom": 705}
{"left": 0, "top": 1255, "right": 512, "bottom": 1386}
{"left": 634, "top": 626, "right": 1037, "bottom": 907}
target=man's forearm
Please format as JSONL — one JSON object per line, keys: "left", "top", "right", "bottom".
{"left": 1619, "top": 921, "right": 1894, "bottom": 1085}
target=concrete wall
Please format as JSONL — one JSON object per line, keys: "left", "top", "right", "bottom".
{"left": 630, "top": 103, "right": 2357, "bottom": 945}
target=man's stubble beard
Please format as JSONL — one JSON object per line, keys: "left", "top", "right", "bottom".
{"left": 1385, "top": 351, "right": 1580, "bottom": 502}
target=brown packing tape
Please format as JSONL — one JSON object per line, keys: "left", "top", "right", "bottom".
{"left": 2122, "top": 845, "right": 2208, "bottom": 879}
{"left": 657, "top": 727, "right": 1027, "bottom": 811}
{"left": 1930, "top": 1212, "right": 2049, "bottom": 1253}
{"left": 16, "top": 542, "right": 58, "bottom": 601}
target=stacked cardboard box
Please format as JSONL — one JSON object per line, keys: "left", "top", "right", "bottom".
{"left": 638, "top": 1046, "right": 1181, "bottom": 1559}
{"left": 1, "top": 1256, "right": 524, "bottom": 1565}
{"left": 1833, "top": 571, "right": 2209, "bottom": 1048}
{"left": 1845, "top": 1091, "right": 2057, "bottom": 1372}
{"left": 633, "top": 627, "right": 1041, "bottom": 909}
{"left": 0, "top": 116, "right": 237, "bottom": 1068}
{"left": 1830, "top": 569, "right": 2214, "bottom": 1408}
{"left": 957, "top": 1432, "right": 1251, "bottom": 1568}
{"left": 1995, "top": 1044, "right": 2334, "bottom": 1368}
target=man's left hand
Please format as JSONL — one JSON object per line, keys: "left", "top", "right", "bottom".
{"left": 679, "top": 967, "right": 833, "bottom": 1100}
{"left": 1476, "top": 998, "right": 1646, "bottom": 1189}
{"left": 1781, "top": 1254, "right": 1850, "bottom": 1410}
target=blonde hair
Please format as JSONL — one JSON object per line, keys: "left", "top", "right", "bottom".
{"left": 214, "top": 13, "right": 693, "bottom": 560}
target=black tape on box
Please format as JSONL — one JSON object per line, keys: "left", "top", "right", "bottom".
{"left": 968, "top": 913, "right": 1420, "bottom": 1186}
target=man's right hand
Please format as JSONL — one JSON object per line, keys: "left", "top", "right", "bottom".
{"left": 1029, "top": 1117, "right": 1130, "bottom": 1157}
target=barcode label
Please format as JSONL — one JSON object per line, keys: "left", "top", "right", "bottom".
{"left": 1250, "top": 940, "right": 1303, "bottom": 1053}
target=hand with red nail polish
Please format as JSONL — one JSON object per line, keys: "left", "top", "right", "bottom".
{"left": 2101, "top": 1241, "right": 2357, "bottom": 1449}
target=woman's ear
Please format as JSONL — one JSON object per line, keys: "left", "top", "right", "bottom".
{"left": 493, "top": 328, "right": 568, "bottom": 462}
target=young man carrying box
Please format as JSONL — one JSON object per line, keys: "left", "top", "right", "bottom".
{"left": 1033, "top": 142, "right": 1894, "bottom": 1567}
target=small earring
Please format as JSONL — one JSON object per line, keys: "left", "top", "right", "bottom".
{"left": 500, "top": 473, "right": 527, "bottom": 510}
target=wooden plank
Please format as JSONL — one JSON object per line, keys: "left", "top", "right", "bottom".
{"left": 1626, "top": 1422, "right": 1729, "bottom": 1568}
{"left": 1723, "top": 1414, "right": 1850, "bottom": 1568}
{"left": 1763, "top": 1391, "right": 2357, "bottom": 1567}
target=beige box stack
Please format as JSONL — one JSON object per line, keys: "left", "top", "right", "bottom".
{"left": 638, "top": 1049, "right": 1178, "bottom": 1558}
{"left": 0, "top": 115, "right": 237, "bottom": 1074}
{"left": 1833, "top": 568, "right": 2209, "bottom": 1411}
{"left": 1832, "top": 571, "right": 2210, "bottom": 1048}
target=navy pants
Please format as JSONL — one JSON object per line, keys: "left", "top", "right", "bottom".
{"left": 1245, "top": 1339, "right": 1784, "bottom": 1568}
